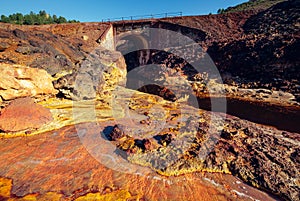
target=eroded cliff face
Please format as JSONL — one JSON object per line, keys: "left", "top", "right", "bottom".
{"left": 155, "top": 1, "right": 299, "bottom": 99}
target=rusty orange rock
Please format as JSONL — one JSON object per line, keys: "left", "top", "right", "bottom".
{"left": 0, "top": 97, "right": 53, "bottom": 132}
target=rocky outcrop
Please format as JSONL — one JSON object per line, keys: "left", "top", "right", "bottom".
{"left": 243, "top": 0, "right": 300, "bottom": 35}
{"left": 138, "top": 84, "right": 177, "bottom": 102}
{"left": 53, "top": 47, "right": 126, "bottom": 100}
{"left": 0, "top": 89, "right": 282, "bottom": 201}
{"left": 118, "top": 1, "right": 299, "bottom": 135}
{"left": 207, "top": 35, "right": 299, "bottom": 96}
{"left": 156, "top": 1, "right": 300, "bottom": 102}
{"left": 105, "top": 95, "right": 299, "bottom": 201}
{"left": 205, "top": 1, "right": 300, "bottom": 99}
{"left": 0, "top": 97, "right": 53, "bottom": 132}
{"left": 0, "top": 63, "right": 57, "bottom": 101}
{"left": 0, "top": 22, "right": 110, "bottom": 76}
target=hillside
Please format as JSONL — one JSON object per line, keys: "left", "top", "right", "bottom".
{"left": 219, "top": 0, "right": 287, "bottom": 13}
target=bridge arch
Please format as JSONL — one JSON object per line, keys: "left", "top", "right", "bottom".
{"left": 116, "top": 32, "right": 151, "bottom": 71}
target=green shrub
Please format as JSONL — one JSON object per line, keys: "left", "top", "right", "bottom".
{"left": 217, "top": 0, "right": 286, "bottom": 13}
{"left": 0, "top": 10, "right": 79, "bottom": 25}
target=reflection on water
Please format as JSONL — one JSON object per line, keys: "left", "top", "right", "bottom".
{"left": 193, "top": 97, "right": 300, "bottom": 133}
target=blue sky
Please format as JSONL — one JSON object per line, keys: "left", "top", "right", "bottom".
{"left": 0, "top": 0, "right": 247, "bottom": 22}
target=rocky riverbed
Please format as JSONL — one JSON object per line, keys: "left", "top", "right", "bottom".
{"left": 0, "top": 1, "right": 299, "bottom": 200}
{"left": 0, "top": 89, "right": 287, "bottom": 201}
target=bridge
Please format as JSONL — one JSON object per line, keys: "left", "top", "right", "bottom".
{"left": 98, "top": 18, "right": 207, "bottom": 69}
{"left": 101, "top": 12, "right": 183, "bottom": 22}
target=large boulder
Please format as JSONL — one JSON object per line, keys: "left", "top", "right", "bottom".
{"left": 0, "top": 63, "right": 57, "bottom": 101}
{"left": 53, "top": 47, "right": 126, "bottom": 100}
{"left": 0, "top": 97, "right": 53, "bottom": 132}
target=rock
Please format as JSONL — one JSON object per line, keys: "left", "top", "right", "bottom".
{"left": 0, "top": 42, "right": 10, "bottom": 52}
{"left": 108, "top": 124, "right": 125, "bottom": 141}
{"left": 140, "top": 119, "right": 150, "bottom": 125}
{"left": 0, "top": 25, "right": 88, "bottom": 76}
{"left": 100, "top": 92, "right": 299, "bottom": 201}
{"left": 0, "top": 97, "right": 53, "bottom": 132}
{"left": 0, "top": 63, "right": 57, "bottom": 101}
{"left": 15, "top": 45, "right": 41, "bottom": 55}
{"left": 0, "top": 86, "right": 293, "bottom": 200}
{"left": 154, "top": 133, "right": 173, "bottom": 146}
{"left": 29, "top": 42, "right": 76, "bottom": 75}
{"left": 243, "top": 0, "right": 300, "bottom": 35}
{"left": 0, "top": 122, "right": 277, "bottom": 201}
{"left": 82, "top": 35, "right": 89, "bottom": 41}
{"left": 143, "top": 139, "right": 153, "bottom": 151}
{"left": 13, "top": 29, "right": 28, "bottom": 40}
{"left": 31, "top": 56, "right": 74, "bottom": 76}
{"left": 53, "top": 46, "right": 126, "bottom": 100}
{"left": 138, "top": 84, "right": 177, "bottom": 102}
{"left": 0, "top": 29, "right": 11, "bottom": 39}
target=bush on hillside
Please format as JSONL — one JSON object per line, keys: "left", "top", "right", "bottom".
{"left": 0, "top": 10, "right": 79, "bottom": 25}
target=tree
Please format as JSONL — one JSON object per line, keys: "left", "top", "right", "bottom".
{"left": 217, "top": 8, "right": 226, "bottom": 14}
{"left": 24, "top": 14, "right": 34, "bottom": 25}
{"left": 0, "top": 15, "right": 9, "bottom": 23}
{"left": 57, "top": 16, "right": 67, "bottom": 24}
{"left": 45, "top": 15, "right": 54, "bottom": 24}
{"left": 0, "top": 11, "right": 79, "bottom": 25}
{"left": 68, "top": 19, "right": 79, "bottom": 23}
{"left": 39, "top": 10, "right": 47, "bottom": 17}
{"left": 34, "top": 16, "right": 43, "bottom": 25}
{"left": 15, "top": 13, "right": 24, "bottom": 24}
{"left": 8, "top": 14, "right": 17, "bottom": 22}
{"left": 53, "top": 15, "right": 58, "bottom": 23}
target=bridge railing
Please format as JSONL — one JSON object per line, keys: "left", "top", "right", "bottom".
{"left": 102, "top": 12, "right": 182, "bottom": 22}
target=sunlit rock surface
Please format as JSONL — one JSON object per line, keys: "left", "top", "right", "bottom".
{"left": 0, "top": 63, "right": 57, "bottom": 101}
{"left": 53, "top": 46, "right": 126, "bottom": 100}
{"left": 0, "top": 88, "right": 298, "bottom": 200}
{"left": 0, "top": 122, "right": 279, "bottom": 201}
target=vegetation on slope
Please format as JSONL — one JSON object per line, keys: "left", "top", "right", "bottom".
{"left": 217, "top": 0, "right": 287, "bottom": 14}
{"left": 0, "top": 10, "right": 79, "bottom": 25}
